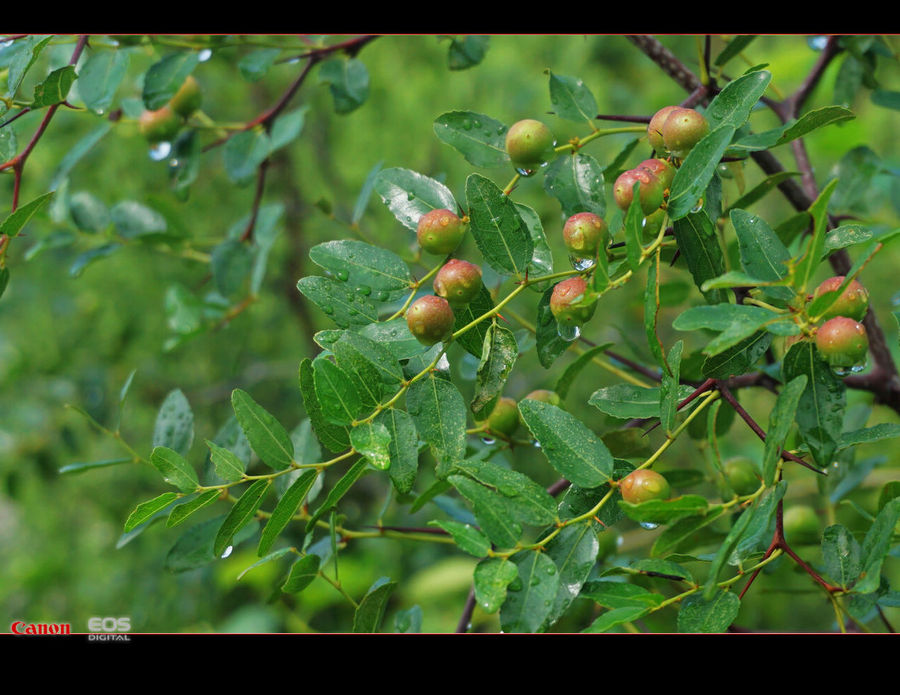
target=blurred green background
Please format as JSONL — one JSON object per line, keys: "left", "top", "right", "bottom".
{"left": 1, "top": 35, "right": 898, "bottom": 633}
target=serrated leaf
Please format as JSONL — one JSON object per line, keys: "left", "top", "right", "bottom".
{"left": 433, "top": 111, "right": 509, "bottom": 168}
{"left": 452, "top": 459, "right": 556, "bottom": 527}
{"left": 353, "top": 578, "right": 396, "bottom": 632}
{"left": 313, "top": 358, "right": 363, "bottom": 426}
{"left": 125, "top": 492, "right": 179, "bottom": 532}
{"left": 451, "top": 283, "right": 495, "bottom": 359}
{"left": 429, "top": 520, "right": 490, "bottom": 557}
{"left": 672, "top": 210, "right": 729, "bottom": 304}
{"left": 166, "top": 489, "right": 220, "bottom": 528}
{"left": 298, "top": 358, "right": 350, "bottom": 454}
{"left": 822, "top": 524, "right": 862, "bottom": 589}
{"left": 210, "top": 239, "right": 253, "bottom": 297}
{"left": 374, "top": 408, "right": 419, "bottom": 494}
{"left": 449, "top": 475, "right": 521, "bottom": 548}
{"left": 732, "top": 106, "right": 856, "bottom": 152}
{"left": 5, "top": 36, "right": 53, "bottom": 101}
{"left": 543, "top": 152, "right": 606, "bottom": 221}
{"left": 31, "top": 65, "right": 76, "bottom": 108}
{"left": 0, "top": 191, "right": 55, "bottom": 238}
{"left": 258, "top": 470, "right": 317, "bottom": 556}
{"left": 282, "top": 554, "right": 320, "bottom": 593}
{"left": 715, "top": 36, "right": 757, "bottom": 66}
{"left": 762, "top": 375, "right": 807, "bottom": 485}
{"left": 704, "top": 503, "right": 756, "bottom": 598}
{"left": 350, "top": 422, "right": 392, "bottom": 470}
{"left": 231, "top": 388, "right": 294, "bottom": 470}
{"left": 309, "top": 239, "right": 412, "bottom": 302}
{"left": 824, "top": 224, "right": 873, "bottom": 255}
{"left": 543, "top": 520, "right": 600, "bottom": 628}
{"left": 582, "top": 580, "right": 666, "bottom": 609}
{"left": 724, "top": 172, "right": 802, "bottom": 214}
{"left": 373, "top": 167, "right": 458, "bottom": 232}
{"left": 795, "top": 178, "right": 840, "bottom": 294}
{"left": 110, "top": 200, "right": 167, "bottom": 239}
{"left": 149, "top": 446, "right": 199, "bottom": 493}
{"left": 549, "top": 72, "right": 598, "bottom": 124}
{"left": 164, "top": 515, "right": 258, "bottom": 572}
{"left": 705, "top": 70, "right": 771, "bottom": 130}
{"left": 466, "top": 173, "right": 533, "bottom": 278}
{"left": 702, "top": 331, "right": 772, "bottom": 379}
{"left": 660, "top": 341, "right": 684, "bottom": 433}
{"left": 471, "top": 323, "right": 518, "bottom": 420}
{"left": 583, "top": 605, "right": 653, "bottom": 633}
{"left": 624, "top": 185, "right": 644, "bottom": 271}
{"left": 239, "top": 48, "right": 281, "bottom": 82}
{"left": 142, "top": 52, "right": 199, "bottom": 109}
{"left": 619, "top": 495, "right": 710, "bottom": 524}
{"left": 678, "top": 590, "right": 740, "bottom": 632}
{"left": 238, "top": 547, "right": 294, "bottom": 581}
{"left": 730, "top": 209, "right": 793, "bottom": 301}
{"left": 473, "top": 558, "right": 518, "bottom": 613}
{"left": 406, "top": 374, "right": 467, "bottom": 479}
{"left": 667, "top": 125, "right": 736, "bottom": 220}
{"left": 518, "top": 400, "right": 612, "bottom": 488}
{"left": 589, "top": 384, "right": 694, "bottom": 419}
{"left": 515, "top": 203, "right": 554, "bottom": 289}
{"left": 297, "top": 275, "right": 379, "bottom": 328}
{"left": 214, "top": 479, "right": 271, "bottom": 557}
{"left": 500, "top": 551, "right": 560, "bottom": 633}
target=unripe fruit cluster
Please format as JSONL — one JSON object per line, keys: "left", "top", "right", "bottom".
{"left": 648, "top": 106, "right": 709, "bottom": 158}
{"left": 810, "top": 276, "right": 870, "bottom": 370}
{"left": 139, "top": 75, "right": 203, "bottom": 144}
{"left": 613, "top": 158, "right": 675, "bottom": 216}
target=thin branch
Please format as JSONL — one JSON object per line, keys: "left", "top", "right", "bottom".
{"left": 240, "top": 158, "right": 270, "bottom": 242}
{"left": 455, "top": 587, "right": 477, "bottom": 633}
{"left": 595, "top": 113, "right": 651, "bottom": 123}
{"left": 626, "top": 35, "right": 702, "bottom": 94}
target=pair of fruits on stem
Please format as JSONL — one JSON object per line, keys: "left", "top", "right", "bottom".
{"left": 139, "top": 76, "right": 203, "bottom": 144}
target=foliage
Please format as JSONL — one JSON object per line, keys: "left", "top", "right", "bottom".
{"left": 2, "top": 34, "right": 900, "bottom": 634}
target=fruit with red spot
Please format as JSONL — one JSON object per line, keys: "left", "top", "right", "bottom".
{"left": 486, "top": 397, "right": 519, "bottom": 438}
{"left": 813, "top": 276, "right": 869, "bottom": 322}
{"left": 406, "top": 295, "right": 455, "bottom": 346}
{"left": 505, "top": 119, "right": 555, "bottom": 171}
{"left": 619, "top": 469, "right": 671, "bottom": 504}
{"left": 815, "top": 316, "right": 868, "bottom": 370}
{"left": 549, "top": 276, "right": 596, "bottom": 328}
{"left": 637, "top": 158, "right": 676, "bottom": 191}
{"left": 433, "top": 259, "right": 482, "bottom": 306}
{"left": 723, "top": 457, "right": 760, "bottom": 496}
{"left": 169, "top": 75, "right": 202, "bottom": 117}
{"left": 417, "top": 209, "right": 465, "bottom": 256}
{"left": 613, "top": 168, "right": 665, "bottom": 215}
{"left": 139, "top": 105, "right": 181, "bottom": 143}
{"left": 562, "top": 212, "right": 609, "bottom": 257}
{"left": 661, "top": 107, "right": 709, "bottom": 158}
{"left": 647, "top": 105, "right": 680, "bottom": 153}
{"left": 783, "top": 505, "right": 820, "bottom": 545}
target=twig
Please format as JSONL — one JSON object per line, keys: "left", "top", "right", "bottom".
{"left": 455, "top": 587, "right": 477, "bottom": 633}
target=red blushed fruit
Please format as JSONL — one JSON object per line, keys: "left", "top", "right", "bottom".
{"left": 662, "top": 107, "right": 709, "bottom": 158}
{"left": 815, "top": 316, "right": 868, "bottom": 369}
{"left": 416, "top": 209, "right": 465, "bottom": 256}
{"left": 406, "top": 295, "right": 455, "bottom": 346}
{"left": 619, "top": 469, "right": 671, "bottom": 504}
{"left": 550, "top": 276, "right": 596, "bottom": 327}
{"left": 505, "top": 119, "right": 555, "bottom": 170}
{"left": 648, "top": 105, "right": 680, "bottom": 154}
{"left": 562, "top": 212, "right": 609, "bottom": 257}
{"left": 637, "top": 158, "right": 676, "bottom": 191}
{"left": 613, "top": 168, "right": 665, "bottom": 215}
{"left": 813, "top": 276, "right": 869, "bottom": 322}
{"left": 486, "top": 396, "right": 519, "bottom": 438}
{"left": 139, "top": 106, "right": 181, "bottom": 144}
{"left": 433, "top": 259, "right": 482, "bottom": 306}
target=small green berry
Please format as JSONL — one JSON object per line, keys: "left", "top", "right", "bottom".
{"left": 505, "top": 119, "right": 555, "bottom": 171}
{"left": 662, "top": 107, "right": 709, "bottom": 158}
{"left": 723, "top": 457, "right": 760, "bottom": 496}
{"left": 486, "top": 396, "right": 519, "bottom": 438}
{"left": 783, "top": 505, "right": 820, "bottom": 545}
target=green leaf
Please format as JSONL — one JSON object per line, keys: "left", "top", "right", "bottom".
{"left": 223, "top": 130, "right": 271, "bottom": 185}
{"left": 543, "top": 520, "right": 600, "bottom": 629}
{"left": 298, "top": 358, "right": 350, "bottom": 454}
{"left": 5, "top": 36, "right": 52, "bottom": 100}
{"left": 353, "top": 578, "right": 397, "bottom": 632}
{"left": 58, "top": 457, "right": 132, "bottom": 475}
{"left": 782, "top": 341, "right": 845, "bottom": 469}
{"left": 589, "top": 384, "right": 694, "bottom": 419}
{"left": 282, "top": 554, "right": 320, "bottom": 593}
{"left": 125, "top": 492, "right": 179, "bottom": 532}
{"left": 623, "top": 185, "right": 644, "bottom": 272}
{"left": 582, "top": 580, "right": 666, "bottom": 609}
{"left": 0, "top": 191, "right": 55, "bottom": 238}
{"left": 310, "top": 240, "right": 412, "bottom": 303}
{"left": 705, "top": 70, "right": 771, "bottom": 130}
{"left": 210, "top": 239, "right": 253, "bottom": 297}
{"left": 452, "top": 459, "right": 556, "bottom": 527}
{"left": 724, "top": 172, "right": 802, "bottom": 214}
{"left": 164, "top": 515, "right": 259, "bottom": 572}
{"left": 516, "top": 203, "right": 554, "bottom": 288}
{"left": 239, "top": 48, "right": 281, "bottom": 82}
{"left": 374, "top": 408, "right": 419, "bottom": 494}
{"left": 795, "top": 178, "right": 840, "bottom": 294}
{"left": 675, "top": 303, "right": 792, "bottom": 357}
{"left": 306, "top": 459, "right": 369, "bottom": 532}
{"left": 736, "top": 482, "right": 786, "bottom": 558}
{"left": 406, "top": 374, "right": 467, "bottom": 479}
{"left": 51, "top": 123, "right": 111, "bottom": 189}
{"left": 704, "top": 504, "right": 756, "bottom": 598}
{"left": 214, "top": 479, "right": 271, "bottom": 557}
{"left": 258, "top": 470, "right": 318, "bottom": 556}
{"left": 872, "top": 89, "right": 900, "bottom": 110}
{"left": 518, "top": 400, "right": 612, "bottom": 488}
{"left": 473, "top": 558, "right": 518, "bottom": 612}
{"left": 619, "top": 495, "right": 710, "bottom": 524}
{"left": 500, "top": 551, "right": 560, "bottom": 633}
{"left": 555, "top": 342, "right": 614, "bottom": 399}
{"left": 644, "top": 253, "right": 666, "bottom": 369}
{"left": 466, "top": 173, "right": 533, "bottom": 278}
{"left": 672, "top": 210, "right": 729, "bottom": 304}
{"left": 148, "top": 445, "right": 198, "bottom": 493}
{"left": 548, "top": 72, "right": 598, "bottom": 125}
{"left": 471, "top": 323, "right": 518, "bottom": 420}
{"left": 732, "top": 106, "right": 856, "bottom": 152}
{"left": 142, "top": 52, "right": 199, "bottom": 109}
{"left": 702, "top": 331, "right": 772, "bottom": 379}
{"left": 543, "top": 152, "right": 606, "bottom": 219}
{"left": 651, "top": 507, "right": 727, "bottom": 556}
{"left": 394, "top": 605, "right": 423, "bottom": 633}
{"left": 447, "top": 36, "right": 489, "bottom": 70}
{"left": 451, "top": 283, "right": 495, "bottom": 359}
{"left": 824, "top": 224, "right": 873, "bottom": 255}
{"left": 166, "top": 490, "right": 220, "bottom": 528}
{"left": 373, "top": 167, "right": 458, "bottom": 232}
{"left": 429, "top": 520, "right": 490, "bottom": 558}
{"left": 855, "top": 497, "right": 900, "bottom": 594}
{"left": 762, "top": 375, "right": 807, "bottom": 485}
{"left": 535, "top": 284, "right": 571, "bottom": 369}
{"left": 231, "top": 388, "right": 294, "bottom": 470}
{"left": 296, "top": 275, "right": 378, "bottom": 328}
{"left": 110, "top": 201, "right": 167, "bottom": 239}
{"left": 352, "top": 160, "right": 384, "bottom": 224}
{"left": 433, "top": 111, "right": 509, "bottom": 168}
{"left": 238, "top": 547, "right": 294, "bottom": 581}
{"left": 313, "top": 358, "right": 363, "bottom": 426}
{"left": 822, "top": 524, "right": 862, "bottom": 590}
{"left": 69, "top": 243, "right": 121, "bottom": 278}
{"left": 678, "top": 590, "right": 740, "bottom": 632}
{"left": 69, "top": 191, "right": 110, "bottom": 233}
{"left": 583, "top": 606, "right": 653, "bottom": 633}
{"left": 667, "top": 125, "right": 736, "bottom": 220}
{"left": 715, "top": 36, "right": 757, "bottom": 66}
{"left": 350, "top": 422, "right": 392, "bottom": 470}
{"left": 449, "top": 475, "right": 521, "bottom": 548}
{"left": 730, "top": 209, "right": 794, "bottom": 301}
{"left": 318, "top": 57, "right": 369, "bottom": 114}
{"left": 31, "top": 65, "right": 76, "bottom": 108}
{"left": 0, "top": 267, "right": 8, "bottom": 300}
{"left": 837, "top": 423, "right": 900, "bottom": 450}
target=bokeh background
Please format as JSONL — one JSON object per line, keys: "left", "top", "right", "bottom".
{"left": 1, "top": 34, "right": 898, "bottom": 633}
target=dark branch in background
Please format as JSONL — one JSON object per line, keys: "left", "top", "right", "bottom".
{"left": 626, "top": 35, "right": 702, "bottom": 94}
{"left": 456, "top": 588, "right": 477, "bottom": 633}
{"left": 595, "top": 113, "right": 651, "bottom": 123}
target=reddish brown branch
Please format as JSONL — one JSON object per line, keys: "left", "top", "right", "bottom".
{"left": 456, "top": 587, "right": 477, "bottom": 633}
{"left": 240, "top": 158, "right": 271, "bottom": 242}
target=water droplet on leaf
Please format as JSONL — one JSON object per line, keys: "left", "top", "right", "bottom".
{"left": 336, "top": 270, "right": 349, "bottom": 281}
{"left": 198, "top": 48, "right": 212, "bottom": 62}
{"left": 569, "top": 255, "right": 596, "bottom": 272}
{"left": 481, "top": 437, "right": 496, "bottom": 446}
{"left": 149, "top": 142, "right": 172, "bottom": 160}
{"left": 220, "top": 545, "right": 233, "bottom": 559}
{"left": 356, "top": 285, "right": 372, "bottom": 296}
{"left": 639, "top": 521, "right": 659, "bottom": 530}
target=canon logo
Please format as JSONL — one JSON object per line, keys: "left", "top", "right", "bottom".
{"left": 10, "top": 621, "right": 71, "bottom": 635}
